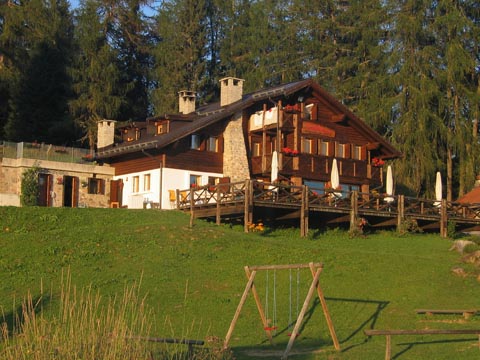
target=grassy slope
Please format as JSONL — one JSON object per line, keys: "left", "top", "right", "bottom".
{"left": 0, "top": 207, "right": 479, "bottom": 359}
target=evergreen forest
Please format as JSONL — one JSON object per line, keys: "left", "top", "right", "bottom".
{"left": 0, "top": 0, "right": 479, "bottom": 199}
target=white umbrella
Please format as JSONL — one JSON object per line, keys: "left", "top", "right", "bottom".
{"left": 270, "top": 151, "right": 279, "bottom": 196}
{"left": 385, "top": 165, "right": 394, "bottom": 203}
{"left": 331, "top": 158, "right": 339, "bottom": 189}
{"left": 271, "top": 150, "right": 278, "bottom": 183}
{"left": 330, "top": 158, "right": 341, "bottom": 199}
{"left": 434, "top": 171, "right": 442, "bottom": 207}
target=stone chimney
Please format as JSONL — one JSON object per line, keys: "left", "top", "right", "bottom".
{"left": 220, "top": 77, "right": 244, "bottom": 107}
{"left": 178, "top": 90, "right": 196, "bottom": 114}
{"left": 97, "top": 120, "right": 116, "bottom": 149}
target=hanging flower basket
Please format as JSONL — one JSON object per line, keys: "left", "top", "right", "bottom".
{"left": 282, "top": 147, "right": 299, "bottom": 157}
{"left": 372, "top": 157, "right": 385, "bottom": 167}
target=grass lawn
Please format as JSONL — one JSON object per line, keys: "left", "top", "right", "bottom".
{"left": 0, "top": 206, "right": 479, "bottom": 359}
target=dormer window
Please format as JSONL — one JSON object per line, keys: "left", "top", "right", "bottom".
{"left": 207, "top": 137, "right": 218, "bottom": 152}
{"left": 191, "top": 134, "right": 201, "bottom": 150}
{"left": 156, "top": 123, "right": 168, "bottom": 135}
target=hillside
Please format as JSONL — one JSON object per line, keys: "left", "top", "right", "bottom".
{"left": 1, "top": 207, "right": 479, "bottom": 359}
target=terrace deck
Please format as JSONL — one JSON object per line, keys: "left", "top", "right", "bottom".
{"left": 176, "top": 180, "right": 480, "bottom": 237}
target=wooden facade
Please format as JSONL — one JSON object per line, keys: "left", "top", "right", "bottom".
{"left": 96, "top": 78, "right": 401, "bottom": 209}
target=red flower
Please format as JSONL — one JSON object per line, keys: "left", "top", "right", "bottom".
{"left": 372, "top": 157, "right": 385, "bottom": 167}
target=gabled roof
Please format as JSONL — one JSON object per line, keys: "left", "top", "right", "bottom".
{"left": 457, "top": 186, "right": 480, "bottom": 204}
{"left": 96, "top": 78, "right": 401, "bottom": 159}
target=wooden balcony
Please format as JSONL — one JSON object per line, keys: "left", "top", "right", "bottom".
{"left": 251, "top": 154, "right": 382, "bottom": 185}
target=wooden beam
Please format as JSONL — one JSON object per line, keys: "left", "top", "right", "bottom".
{"left": 224, "top": 269, "right": 257, "bottom": 349}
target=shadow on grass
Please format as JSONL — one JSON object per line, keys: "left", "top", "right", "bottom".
{"left": 1, "top": 294, "right": 51, "bottom": 338}
{"left": 324, "top": 297, "right": 389, "bottom": 353}
{"left": 393, "top": 337, "right": 478, "bottom": 359}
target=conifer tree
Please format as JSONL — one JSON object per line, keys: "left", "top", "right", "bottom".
{"left": 2, "top": 0, "right": 75, "bottom": 144}
{"left": 70, "top": 0, "right": 126, "bottom": 149}
{"left": 151, "top": 0, "right": 207, "bottom": 113}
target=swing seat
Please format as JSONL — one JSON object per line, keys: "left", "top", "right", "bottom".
{"left": 264, "top": 326, "right": 277, "bottom": 331}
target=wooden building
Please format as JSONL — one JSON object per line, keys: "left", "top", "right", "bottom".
{"left": 95, "top": 78, "right": 401, "bottom": 209}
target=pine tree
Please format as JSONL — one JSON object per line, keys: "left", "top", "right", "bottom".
{"left": 2, "top": 0, "right": 75, "bottom": 143}
{"left": 151, "top": 0, "right": 208, "bottom": 113}
{"left": 70, "top": 0, "right": 126, "bottom": 149}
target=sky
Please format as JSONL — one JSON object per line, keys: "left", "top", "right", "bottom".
{"left": 68, "top": 0, "right": 158, "bottom": 17}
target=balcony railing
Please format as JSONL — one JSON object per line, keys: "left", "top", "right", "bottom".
{"left": 1, "top": 141, "right": 93, "bottom": 164}
{"left": 251, "top": 153, "right": 382, "bottom": 184}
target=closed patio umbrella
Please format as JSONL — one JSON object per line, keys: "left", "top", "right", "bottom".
{"left": 434, "top": 171, "right": 442, "bottom": 207}
{"left": 330, "top": 158, "right": 342, "bottom": 199}
{"left": 271, "top": 150, "right": 278, "bottom": 183}
{"left": 385, "top": 165, "right": 394, "bottom": 203}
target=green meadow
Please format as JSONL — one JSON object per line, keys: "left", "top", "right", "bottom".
{"left": 0, "top": 207, "right": 479, "bottom": 359}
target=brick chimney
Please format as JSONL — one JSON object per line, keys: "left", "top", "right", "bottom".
{"left": 178, "top": 90, "right": 196, "bottom": 114}
{"left": 219, "top": 77, "right": 244, "bottom": 107}
{"left": 97, "top": 120, "right": 116, "bottom": 149}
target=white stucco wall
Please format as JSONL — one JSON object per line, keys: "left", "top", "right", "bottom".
{"left": 114, "top": 167, "right": 223, "bottom": 209}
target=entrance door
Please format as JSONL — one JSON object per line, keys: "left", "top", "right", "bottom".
{"left": 38, "top": 174, "right": 53, "bottom": 206}
{"left": 63, "top": 176, "right": 79, "bottom": 207}
{"left": 110, "top": 179, "right": 124, "bottom": 207}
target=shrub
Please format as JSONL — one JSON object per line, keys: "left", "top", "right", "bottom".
{"left": 447, "top": 221, "right": 457, "bottom": 239}
{"left": 463, "top": 243, "right": 480, "bottom": 254}
{"left": 398, "top": 218, "right": 422, "bottom": 235}
{"left": 20, "top": 165, "right": 41, "bottom": 206}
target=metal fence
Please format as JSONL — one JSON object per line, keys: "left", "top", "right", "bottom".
{"left": 0, "top": 141, "right": 93, "bottom": 164}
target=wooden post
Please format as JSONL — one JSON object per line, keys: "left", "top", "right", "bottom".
{"left": 244, "top": 180, "right": 252, "bottom": 233}
{"left": 244, "top": 266, "right": 274, "bottom": 345}
{"left": 440, "top": 198, "right": 448, "bottom": 238}
{"left": 262, "top": 103, "right": 267, "bottom": 173}
{"left": 385, "top": 334, "right": 391, "bottom": 360}
{"left": 309, "top": 262, "right": 340, "bottom": 351}
{"left": 300, "top": 185, "right": 307, "bottom": 237}
{"left": 304, "top": 186, "right": 309, "bottom": 236}
{"left": 216, "top": 186, "right": 221, "bottom": 225}
{"left": 350, "top": 190, "right": 358, "bottom": 232}
{"left": 397, "top": 195, "right": 404, "bottom": 232}
{"left": 189, "top": 190, "right": 194, "bottom": 228}
{"left": 282, "top": 265, "right": 323, "bottom": 359}
{"left": 224, "top": 269, "right": 257, "bottom": 349}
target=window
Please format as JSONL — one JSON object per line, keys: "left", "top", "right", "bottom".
{"left": 352, "top": 145, "right": 362, "bottom": 160}
{"left": 336, "top": 142, "right": 346, "bottom": 158}
{"left": 144, "top": 174, "right": 151, "bottom": 191}
{"left": 156, "top": 123, "right": 167, "bottom": 135}
{"left": 252, "top": 142, "right": 261, "bottom": 156}
{"left": 318, "top": 140, "right": 329, "bottom": 156}
{"left": 302, "top": 138, "right": 313, "bottom": 154}
{"left": 191, "top": 134, "right": 201, "bottom": 150}
{"left": 133, "top": 176, "right": 140, "bottom": 193}
{"left": 190, "top": 174, "right": 201, "bottom": 188}
{"left": 207, "top": 136, "right": 218, "bottom": 152}
{"left": 88, "top": 178, "right": 105, "bottom": 195}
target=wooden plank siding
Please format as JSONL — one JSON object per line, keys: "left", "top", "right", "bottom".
{"left": 249, "top": 104, "right": 383, "bottom": 187}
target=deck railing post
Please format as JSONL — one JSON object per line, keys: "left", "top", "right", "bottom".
{"left": 440, "top": 198, "right": 448, "bottom": 238}
{"left": 397, "top": 195, "right": 404, "bottom": 232}
{"left": 244, "top": 179, "right": 252, "bottom": 233}
{"left": 350, "top": 190, "right": 358, "bottom": 232}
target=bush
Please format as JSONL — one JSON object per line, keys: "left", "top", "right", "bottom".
{"left": 447, "top": 221, "right": 457, "bottom": 239}
{"left": 20, "top": 165, "right": 41, "bottom": 206}
{"left": 463, "top": 243, "right": 480, "bottom": 254}
{"left": 398, "top": 218, "right": 422, "bottom": 235}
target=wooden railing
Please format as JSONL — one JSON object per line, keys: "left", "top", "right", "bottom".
{"left": 176, "top": 180, "right": 480, "bottom": 236}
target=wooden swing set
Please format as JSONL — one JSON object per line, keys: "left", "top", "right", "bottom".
{"left": 223, "top": 262, "right": 340, "bottom": 359}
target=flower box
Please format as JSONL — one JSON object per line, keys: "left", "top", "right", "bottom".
{"left": 282, "top": 147, "right": 299, "bottom": 157}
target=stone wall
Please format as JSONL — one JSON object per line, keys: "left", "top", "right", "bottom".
{"left": 223, "top": 112, "right": 250, "bottom": 182}
{"left": 0, "top": 158, "right": 115, "bottom": 208}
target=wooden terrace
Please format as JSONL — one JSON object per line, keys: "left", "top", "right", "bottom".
{"left": 176, "top": 180, "right": 480, "bottom": 237}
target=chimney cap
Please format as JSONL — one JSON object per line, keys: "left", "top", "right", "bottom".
{"left": 219, "top": 76, "right": 245, "bottom": 84}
